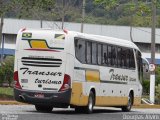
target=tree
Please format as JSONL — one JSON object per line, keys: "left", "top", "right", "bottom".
{"left": 0, "top": 56, "right": 14, "bottom": 87}
{"left": 12, "top": 0, "right": 55, "bottom": 19}
{"left": 0, "top": 64, "right": 5, "bottom": 86}
{"left": 3, "top": 56, "right": 14, "bottom": 87}
{"left": 12, "top": 0, "right": 80, "bottom": 29}
{"left": 94, "top": 0, "right": 152, "bottom": 22}
{"left": 0, "top": 0, "right": 13, "bottom": 63}
{"left": 94, "top": 0, "right": 118, "bottom": 10}
{"left": 50, "top": 0, "right": 80, "bottom": 29}
{"left": 155, "top": 66, "right": 160, "bottom": 86}
{"left": 94, "top": 0, "right": 158, "bottom": 42}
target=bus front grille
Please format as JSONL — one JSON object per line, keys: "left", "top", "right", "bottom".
{"left": 21, "top": 57, "right": 62, "bottom": 67}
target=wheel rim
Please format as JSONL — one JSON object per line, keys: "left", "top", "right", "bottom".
{"left": 88, "top": 96, "right": 93, "bottom": 111}
{"left": 127, "top": 95, "right": 132, "bottom": 110}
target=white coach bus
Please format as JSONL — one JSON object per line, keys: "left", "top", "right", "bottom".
{"left": 14, "top": 28, "right": 143, "bottom": 113}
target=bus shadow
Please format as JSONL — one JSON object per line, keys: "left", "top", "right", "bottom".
{"left": 51, "top": 109, "right": 134, "bottom": 115}
{"left": 27, "top": 108, "right": 136, "bottom": 115}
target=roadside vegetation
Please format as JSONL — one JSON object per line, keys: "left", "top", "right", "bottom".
{"left": 0, "top": 87, "right": 13, "bottom": 100}
{"left": 142, "top": 66, "right": 160, "bottom": 104}
{"left": 0, "top": 56, "right": 14, "bottom": 100}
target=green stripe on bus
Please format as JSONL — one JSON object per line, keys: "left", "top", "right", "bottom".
{"left": 21, "top": 39, "right": 64, "bottom": 50}
{"left": 100, "top": 80, "right": 128, "bottom": 84}
{"left": 74, "top": 67, "right": 98, "bottom": 71}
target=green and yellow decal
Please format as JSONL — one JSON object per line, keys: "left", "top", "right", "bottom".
{"left": 30, "top": 40, "right": 48, "bottom": 49}
{"left": 22, "top": 33, "right": 32, "bottom": 38}
{"left": 55, "top": 34, "right": 65, "bottom": 40}
{"left": 25, "top": 39, "right": 64, "bottom": 51}
{"left": 22, "top": 32, "right": 64, "bottom": 51}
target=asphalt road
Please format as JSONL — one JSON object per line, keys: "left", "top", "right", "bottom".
{"left": 0, "top": 105, "right": 160, "bottom": 120}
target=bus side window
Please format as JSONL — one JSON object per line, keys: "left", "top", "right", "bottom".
{"left": 92, "top": 42, "right": 97, "bottom": 65}
{"left": 98, "top": 44, "right": 102, "bottom": 65}
{"left": 86, "top": 41, "right": 92, "bottom": 64}
{"left": 75, "top": 39, "right": 86, "bottom": 63}
{"left": 102, "top": 44, "right": 108, "bottom": 65}
{"left": 126, "top": 49, "right": 130, "bottom": 68}
{"left": 136, "top": 50, "right": 143, "bottom": 83}
{"left": 111, "top": 46, "right": 117, "bottom": 67}
{"left": 121, "top": 48, "right": 126, "bottom": 68}
{"left": 130, "top": 49, "right": 135, "bottom": 69}
{"left": 108, "top": 45, "right": 112, "bottom": 66}
{"left": 117, "top": 47, "right": 122, "bottom": 68}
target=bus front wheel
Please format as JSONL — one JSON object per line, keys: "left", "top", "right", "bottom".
{"left": 121, "top": 93, "right": 133, "bottom": 112}
{"left": 35, "top": 105, "right": 53, "bottom": 112}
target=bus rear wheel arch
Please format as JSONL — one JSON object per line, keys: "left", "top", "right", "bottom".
{"left": 75, "top": 89, "right": 95, "bottom": 114}
{"left": 84, "top": 90, "right": 95, "bottom": 114}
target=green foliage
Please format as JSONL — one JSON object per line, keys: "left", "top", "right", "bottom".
{"left": 156, "top": 66, "right": 160, "bottom": 86}
{"left": 10, "top": 0, "right": 81, "bottom": 23}
{"left": 142, "top": 66, "right": 160, "bottom": 103}
{"left": 0, "top": 0, "right": 12, "bottom": 16}
{"left": 142, "top": 80, "right": 150, "bottom": 95}
{"left": 132, "top": 16, "right": 151, "bottom": 27}
{"left": 94, "top": 0, "right": 118, "bottom": 10}
{"left": 0, "top": 64, "right": 5, "bottom": 86}
{"left": 12, "top": 0, "right": 55, "bottom": 19}
{"left": 0, "top": 56, "right": 14, "bottom": 87}
{"left": 1, "top": 0, "right": 160, "bottom": 27}
{"left": 93, "top": 0, "right": 160, "bottom": 26}
{"left": 4, "top": 56, "right": 14, "bottom": 86}
{"left": 155, "top": 85, "right": 160, "bottom": 104}
{"left": 0, "top": 87, "right": 13, "bottom": 100}
{"left": 94, "top": 0, "right": 151, "bottom": 15}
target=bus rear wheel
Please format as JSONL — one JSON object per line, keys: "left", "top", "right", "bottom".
{"left": 35, "top": 105, "right": 53, "bottom": 112}
{"left": 84, "top": 91, "right": 95, "bottom": 114}
{"left": 121, "top": 93, "right": 133, "bottom": 112}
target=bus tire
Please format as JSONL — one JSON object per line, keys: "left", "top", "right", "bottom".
{"left": 121, "top": 93, "right": 133, "bottom": 112}
{"left": 35, "top": 105, "right": 53, "bottom": 112}
{"left": 84, "top": 91, "right": 95, "bottom": 114}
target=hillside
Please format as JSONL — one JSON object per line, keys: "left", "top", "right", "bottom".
{"left": 1, "top": 0, "right": 160, "bottom": 27}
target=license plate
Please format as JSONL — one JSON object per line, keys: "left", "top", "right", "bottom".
{"left": 34, "top": 93, "right": 44, "bottom": 98}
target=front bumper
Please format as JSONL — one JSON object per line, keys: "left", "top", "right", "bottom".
{"left": 14, "top": 88, "right": 71, "bottom": 108}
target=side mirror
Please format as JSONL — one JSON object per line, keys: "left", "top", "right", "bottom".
{"left": 144, "top": 64, "right": 149, "bottom": 72}
{"left": 142, "top": 58, "right": 149, "bottom": 73}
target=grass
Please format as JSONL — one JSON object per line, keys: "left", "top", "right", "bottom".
{"left": 133, "top": 104, "right": 160, "bottom": 109}
{"left": 0, "top": 87, "right": 14, "bottom": 100}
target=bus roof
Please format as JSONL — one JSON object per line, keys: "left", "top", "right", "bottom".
{"left": 19, "top": 28, "right": 140, "bottom": 51}
{"left": 69, "top": 31, "right": 140, "bottom": 51}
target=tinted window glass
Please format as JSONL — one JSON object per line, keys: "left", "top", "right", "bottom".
{"left": 108, "top": 45, "right": 112, "bottom": 66}
{"left": 98, "top": 44, "right": 102, "bottom": 65}
{"left": 75, "top": 37, "right": 137, "bottom": 70}
{"left": 86, "top": 41, "right": 92, "bottom": 64}
{"left": 112, "top": 46, "right": 117, "bottom": 67}
{"left": 117, "top": 47, "right": 122, "bottom": 68}
{"left": 75, "top": 39, "right": 86, "bottom": 63}
{"left": 126, "top": 49, "right": 130, "bottom": 68}
{"left": 130, "top": 49, "right": 135, "bottom": 69}
{"left": 92, "top": 42, "right": 97, "bottom": 64}
{"left": 136, "top": 50, "right": 143, "bottom": 82}
{"left": 102, "top": 45, "right": 108, "bottom": 65}
{"left": 121, "top": 48, "right": 126, "bottom": 68}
